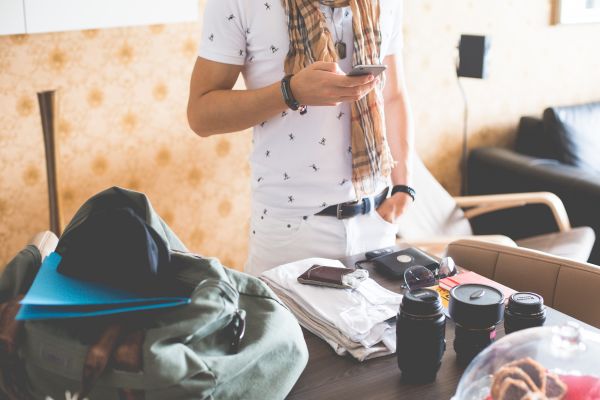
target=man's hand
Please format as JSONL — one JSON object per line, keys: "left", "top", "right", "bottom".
{"left": 291, "top": 61, "right": 377, "bottom": 106}
{"left": 376, "top": 192, "right": 412, "bottom": 224}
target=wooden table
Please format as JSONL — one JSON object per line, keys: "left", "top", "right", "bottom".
{"left": 287, "top": 247, "right": 599, "bottom": 400}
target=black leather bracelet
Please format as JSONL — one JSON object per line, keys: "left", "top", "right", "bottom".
{"left": 391, "top": 185, "right": 416, "bottom": 201}
{"left": 281, "top": 74, "right": 307, "bottom": 115}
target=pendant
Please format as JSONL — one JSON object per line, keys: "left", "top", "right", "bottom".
{"left": 335, "top": 41, "right": 347, "bottom": 60}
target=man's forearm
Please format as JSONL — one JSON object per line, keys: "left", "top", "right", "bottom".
{"left": 188, "top": 81, "right": 288, "bottom": 137}
{"left": 385, "top": 93, "right": 414, "bottom": 186}
{"left": 382, "top": 55, "right": 414, "bottom": 187}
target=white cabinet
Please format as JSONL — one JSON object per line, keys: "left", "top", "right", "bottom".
{"left": 0, "top": 0, "right": 26, "bottom": 35}
{"left": 1, "top": 0, "right": 198, "bottom": 36}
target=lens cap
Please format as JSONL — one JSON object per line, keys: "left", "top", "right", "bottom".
{"left": 449, "top": 284, "right": 504, "bottom": 328}
{"left": 401, "top": 288, "right": 443, "bottom": 317}
{"left": 507, "top": 292, "right": 545, "bottom": 316}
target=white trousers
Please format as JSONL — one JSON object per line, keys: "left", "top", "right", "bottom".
{"left": 245, "top": 207, "right": 398, "bottom": 276}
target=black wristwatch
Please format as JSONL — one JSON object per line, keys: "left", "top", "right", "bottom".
{"left": 391, "top": 185, "right": 416, "bottom": 202}
{"left": 281, "top": 74, "right": 307, "bottom": 115}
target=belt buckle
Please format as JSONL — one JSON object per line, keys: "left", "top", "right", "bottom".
{"left": 336, "top": 204, "right": 344, "bottom": 219}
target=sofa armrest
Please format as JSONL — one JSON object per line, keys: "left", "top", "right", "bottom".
{"left": 469, "top": 147, "right": 600, "bottom": 197}
{"left": 454, "top": 192, "right": 571, "bottom": 232}
{"left": 468, "top": 147, "right": 600, "bottom": 263}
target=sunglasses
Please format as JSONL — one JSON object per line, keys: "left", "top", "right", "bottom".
{"left": 403, "top": 257, "right": 458, "bottom": 291}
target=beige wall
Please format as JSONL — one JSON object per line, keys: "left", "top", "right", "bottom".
{"left": 404, "top": 0, "right": 600, "bottom": 190}
{"left": 1, "top": 0, "right": 599, "bottom": 271}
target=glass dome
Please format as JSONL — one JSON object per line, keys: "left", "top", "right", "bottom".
{"left": 453, "top": 323, "right": 600, "bottom": 400}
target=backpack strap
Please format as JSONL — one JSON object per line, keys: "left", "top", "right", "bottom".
{"left": 80, "top": 322, "right": 123, "bottom": 398}
{"left": 113, "top": 330, "right": 145, "bottom": 400}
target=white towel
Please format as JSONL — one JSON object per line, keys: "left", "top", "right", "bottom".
{"left": 261, "top": 258, "right": 402, "bottom": 361}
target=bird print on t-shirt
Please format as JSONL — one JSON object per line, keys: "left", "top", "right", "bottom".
{"left": 201, "top": 1, "right": 390, "bottom": 212}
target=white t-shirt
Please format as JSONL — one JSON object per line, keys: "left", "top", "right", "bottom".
{"left": 198, "top": 0, "right": 404, "bottom": 218}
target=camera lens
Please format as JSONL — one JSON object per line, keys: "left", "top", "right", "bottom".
{"left": 504, "top": 292, "right": 546, "bottom": 334}
{"left": 448, "top": 284, "right": 504, "bottom": 364}
{"left": 396, "top": 288, "right": 446, "bottom": 383}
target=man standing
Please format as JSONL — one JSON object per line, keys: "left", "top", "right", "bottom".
{"left": 188, "top": 0, "right": 415, "bottom": 276}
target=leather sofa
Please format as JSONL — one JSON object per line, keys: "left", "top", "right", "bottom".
{"left": 468, "top": 101, "right": 600, "bottom": 264}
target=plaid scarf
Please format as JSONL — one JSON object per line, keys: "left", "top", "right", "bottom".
{"left": 282, "top": 0, "right": 393, "bottom": 197}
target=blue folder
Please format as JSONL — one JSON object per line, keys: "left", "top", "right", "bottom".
{"left": 17, "top": 252, "right": 190, "bottom": 320}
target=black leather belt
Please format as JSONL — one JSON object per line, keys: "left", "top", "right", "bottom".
{"left": 316, "top": 188, "right": 389, "bottom": 219}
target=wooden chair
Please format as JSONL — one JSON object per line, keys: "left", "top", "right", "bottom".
{"left": 395, "top": 158, "right": 595, "bottom": 262}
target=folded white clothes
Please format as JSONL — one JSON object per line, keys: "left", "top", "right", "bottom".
{"left": 261, "top": 257, "right": 403, "bottom": 361}
{"left": 273, "top": 286, "right": 396, "bottom": 361}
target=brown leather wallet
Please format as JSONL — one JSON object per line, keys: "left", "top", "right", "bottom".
{"left": 297, "top": 265, "right": 353, "bottom": 289}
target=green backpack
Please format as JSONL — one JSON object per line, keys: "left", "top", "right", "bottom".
{"left": 0, "top": 187, "right": 308, "bottom": 400}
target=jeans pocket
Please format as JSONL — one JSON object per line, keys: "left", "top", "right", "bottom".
{"left": 251, "top": 215, "right": 308, "bottom": 250}
{"left": 372, "top": 209, "right": 397, "bottom": 230}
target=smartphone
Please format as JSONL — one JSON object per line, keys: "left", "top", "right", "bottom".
{"left": 348, "top": 64, "right": 387, "bottom": 78}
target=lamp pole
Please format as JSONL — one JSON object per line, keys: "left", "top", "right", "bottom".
{"left": 37, "top": 90, "right": 62, "bottom": 236}
{"left": 457, "top": 78, "right": 469, "bottom": 195}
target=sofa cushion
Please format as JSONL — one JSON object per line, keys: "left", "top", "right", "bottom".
{"left": 543, "top": 101, "right": 600, "bottom": 174}
{"left": 396, "top": 158, "right": 473, "bottom": 240}
{"left": 515, "top": 116, "right": 557, "bottom": 159}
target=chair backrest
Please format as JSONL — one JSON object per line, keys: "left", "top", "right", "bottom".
{"left": 396, "top": 157, "right": 472, "bottom": 239}
{"left": 446, "top": 239, "right": 600, "bottom": 328}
